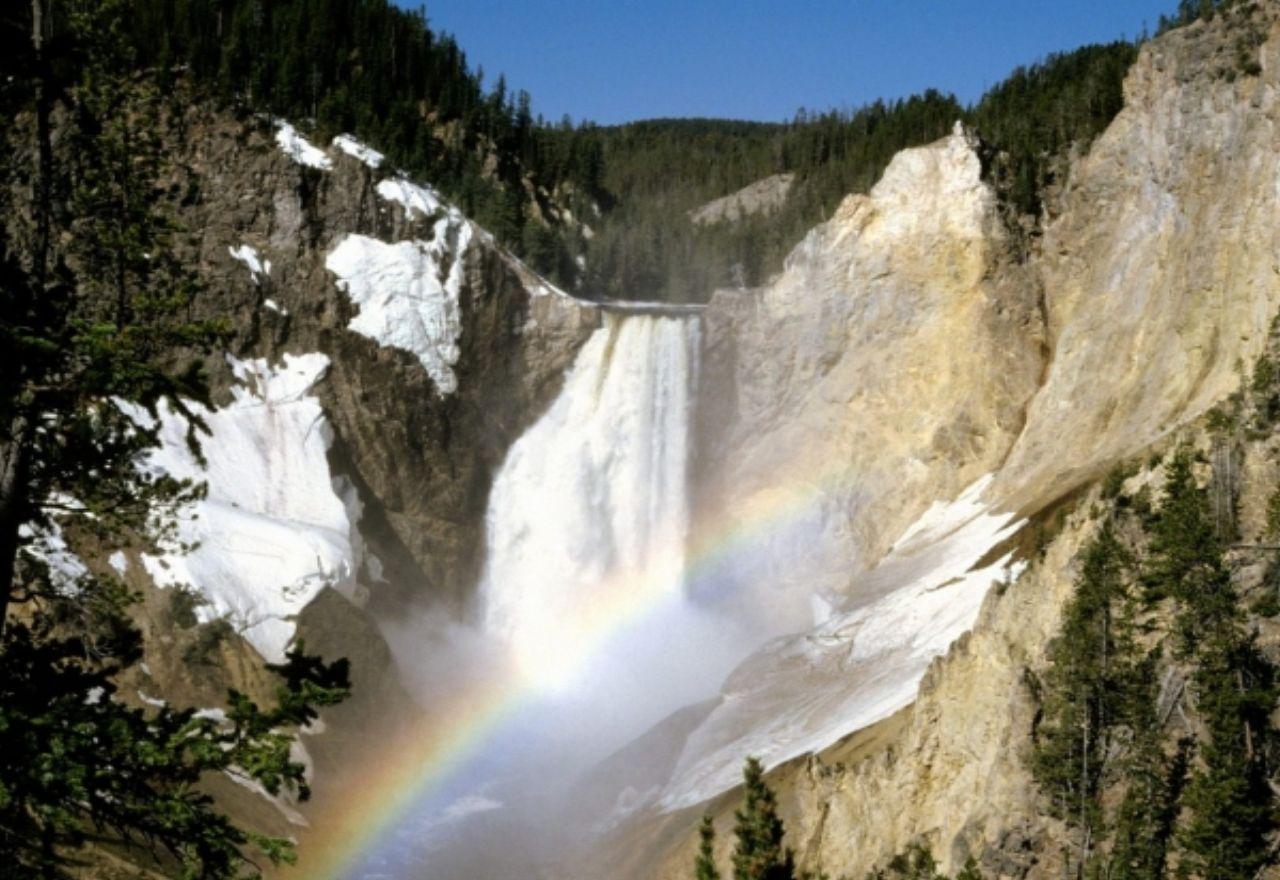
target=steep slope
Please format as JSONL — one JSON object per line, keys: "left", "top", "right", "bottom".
{"left": 694, "top": 122, "right": 1043, "bottom": 645}
{"left": 164, "top": 109, "right": 596, "bottom": 614}
{"left": 595, "top": 6, "right": 1280, "bottom": 877}
{"left": 34, "top": 100, "right": 601, "bottom": 850}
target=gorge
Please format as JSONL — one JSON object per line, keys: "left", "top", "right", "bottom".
{"left": 5, "top": 3, "right": 1280, "bottom": 880}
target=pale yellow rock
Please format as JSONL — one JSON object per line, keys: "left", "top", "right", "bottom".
{"left": 609, "top": 9, "right": 1280, "bottom": 879}
{"left": 696, "top": 122, "right": 1042, "bottom": 626}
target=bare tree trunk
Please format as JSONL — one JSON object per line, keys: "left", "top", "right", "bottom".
{"left": 6, "top": 0, "right": 52, "bottom": 635}
{"left": 1081, "top": 706, "right": 1091, "bottom": 874}
{"left": 1238, "top": 668, "right": 1255, "bottom": 760}
{"left": 32, "top": 0, "right": 52, "bottom": 288}
{"left": 0, "top": 416, "right": 31, "bottom": 635}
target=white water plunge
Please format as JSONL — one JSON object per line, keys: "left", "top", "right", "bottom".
{"left": 482, "top": 313, "right": 696, "bottom": 682}
{"left": 478, "top": 312, "right": 728, "bottom": 745}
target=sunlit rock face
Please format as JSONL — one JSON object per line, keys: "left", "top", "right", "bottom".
{"left": 608, "top": 10, "right": 1280, "bottom": 880}
{"left": 578, "top": 124, "right": 1048, "bottom": 823}
{"left": 996, "top": 13, "right": 1280, "bottom": 505}
{"left": 695, "top": 123, "right": 1043, "bottom": 630}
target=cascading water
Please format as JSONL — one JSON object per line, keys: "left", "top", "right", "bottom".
{"left": 479, "top": 312, "right": 700, "bottom": 699}
{"left": 361, "top": 311, "right": 743, "bottom": 880}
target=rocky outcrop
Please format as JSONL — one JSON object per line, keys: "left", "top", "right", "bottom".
{"left": 689, "top": 173, "right": 796, "bottom": 225}
{"left": 694, "top": 122, "right": 1043, "bottom": 633}
{"left": 168, "top": 110, "right": 597, "bottom": 613}
{"left": 60, "top": 103, "right": 600, "bottom": 842}
{"left": 997, "top": 8, "right": 1280, "bottom": 507}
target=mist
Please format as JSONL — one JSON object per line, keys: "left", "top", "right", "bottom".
{"left": 360, "top": 311, "right": 809, "bottom": 879}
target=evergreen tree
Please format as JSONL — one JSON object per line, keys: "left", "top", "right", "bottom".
{"left": 1030, "top": 523, "right": 1134, "bottom": 868}
{"left": 0, "top": 2, "right": 352, "bottom": 876}
{"left": 1145, "top": 453, "right": 1276, "bottom": 879}
{"left": 866, "top": 842, "right": 949, "bottom": 880}
{"left": 695, "top": 814, "right": 722, "bottom": 880}
{"left": 1178, "top": 623, "right": 1276, "bottom": 879}
{"left": 1107, "top": 656, "right": 1184, "bottom": 880}
{"left": 1144, "top": 449, "right": 1227, "bottom": 624}
{"left": 1029, "top": 447, "right": 1280, "bottom": 880}
{"left": 732, "top": 758, "right": 795, "bottom": 880}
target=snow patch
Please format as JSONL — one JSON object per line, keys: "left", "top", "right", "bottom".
{"left": 326, "top": 228, "right": 471, "bottom": 396}
{"left": 275, "top": 121, "right": 332, "bottom": 170}
{"left": 19, "top": 520, "right": 88, "bottom": 593}
{"left": 108, "top": 550, "right": 129, "bottom": 575}
{"left": 129, "top": 353, "right": 358, "bottom": 662}
{"left": 226, "top": 769, "right": 310, "bottom": 827}
{"left": 264, "top": 298, "right": 288, "bottom": 315}
{"left": 376, "top": 177, "right": 451, "bottom": 220}
{"left": 229, "top": 244, "right": 271, "bottom": 283}
{"left": 376, "top": 172, "right": 576, "bottom": 308}
{"left": 660, "top": 476, "right": 1024, "bottom": 809}
{"left": 332, "top": 133, "right": 385, "bottom": 169}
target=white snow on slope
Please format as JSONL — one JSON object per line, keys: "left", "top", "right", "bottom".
{"left": 376, "top": 176, "right": 453, "bottom": 221}
{"left": 326, "top": 220, "right": 472, "bottom": 395}
{"left": 131, "top": 353, "right": 357, "bottom": 662}
{"left": 108, "top": 550, "right": 128, "bottom": 575}
{"left": 332, "top": 133, "right": 385, "bottom": 169}
{"left": 275, "top": 121, "right": 332, "bottom": 170}
{"left": 19, "top": 520, "right": 88, "bottom": 593}
{"left": 660, "top": 476, "right": 1024, "bottom": 809}
{"left": 229, "top": 244, "right": 271, "bottom": 283}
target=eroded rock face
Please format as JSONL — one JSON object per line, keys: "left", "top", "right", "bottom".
{"left": 998, "top": 12, "right": 1280, "bottom": 506}
{"left": 689, "top": 173, "right": 796, "bottom": 225}
{"left": 84, "top": 108, "right": 598, "bottom": 839}
{"left": 695, "top": 122, "right": 1043, "bottom": 631}
{"left": 168, "top": 112, "right": 597, "bottom": 613}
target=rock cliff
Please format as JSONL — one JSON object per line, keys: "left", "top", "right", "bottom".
{"left": 597, "top": 6, "right": 1280, "bottom": 877}
{"left": 53, "top": 102, "right": 601, "bottom": 839}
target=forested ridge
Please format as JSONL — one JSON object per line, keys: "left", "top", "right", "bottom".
{"left": 29, "top": 0, "right": 1244, "bottom": 301}
{"left": 111, "top": 0, "right": 1139, "bottom": 299}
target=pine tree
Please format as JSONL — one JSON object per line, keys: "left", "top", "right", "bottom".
{"left": 1178, "top": 625, "right": 1276, "bottom": 879}
{"left": 732, "top": 758, "right": 795, "bottom": 880}
{"left": 0, "top": 2, "right": 352, "bottom": 876}
{"left": 695, "top": 814, "right": 722, "bottom": 880}
{"left": 1141, "top": 445, "right": 1276, "bottom": 877}
{"left": 1030, "top": 523, "right": 1133, "bottom": 869}
{"left": 1107, "top": 656, "right": 1184, "bottom": 880}
{"left": 1144, "top": 448, "right": 1227, "bottom": 629}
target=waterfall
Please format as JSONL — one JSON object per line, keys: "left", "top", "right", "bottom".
{"left": 479, "top": 312, "right": 701, "bottom": 694}
{"left": 367, "top": 312, "right": 738, "bottom": 879}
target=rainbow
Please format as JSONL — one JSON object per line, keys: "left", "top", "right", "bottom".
{"left": 289, "top": 461, "right": 842, "bottom": 880}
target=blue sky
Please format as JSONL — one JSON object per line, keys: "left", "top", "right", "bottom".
{"left": 403, "top": 1, "right": 1177, "bottom": 125}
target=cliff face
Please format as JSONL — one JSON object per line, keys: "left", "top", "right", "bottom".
{"left": 53, "top": 103, "right": 599, "bottom": 839}
{"left": 32, "top": 6, "right": 1280, "bottom": 875}
{"left": 695, "top": 124, "right": 1043, "bottom": 627}
{"left": 168, "top": 110, "right": 596, "bottom": 613}
{"left": 998, "top": 9, "right": 1280, "bottom": 507}
{"left": 607, "top": 7, "right": 1280, "bottom": 878}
